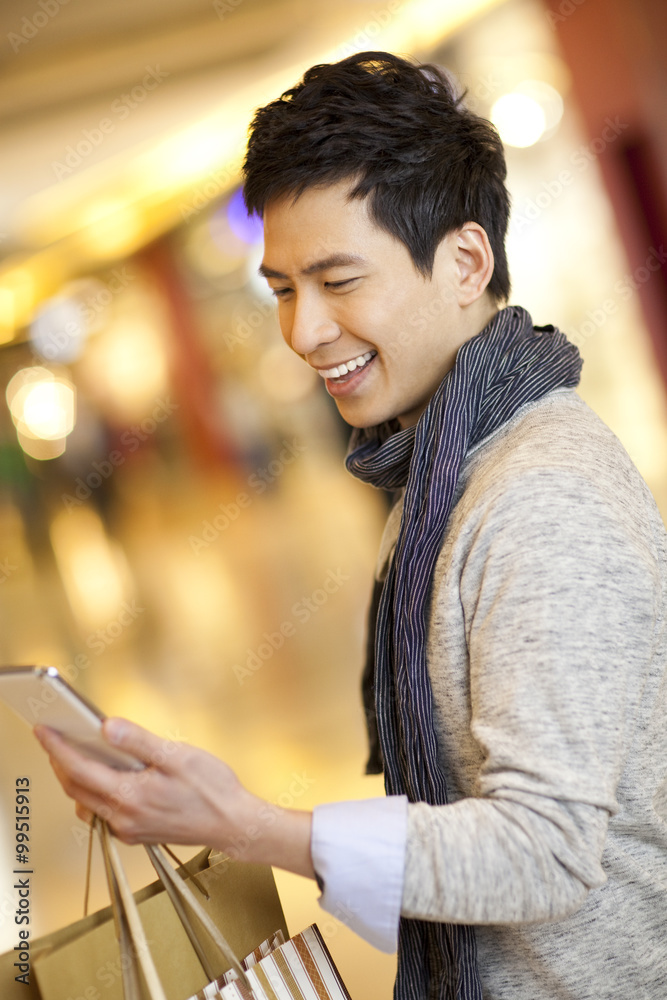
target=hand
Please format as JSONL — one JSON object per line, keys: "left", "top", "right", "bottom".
{"left": 34, "top": 718, "right": 315, "bottom": 878}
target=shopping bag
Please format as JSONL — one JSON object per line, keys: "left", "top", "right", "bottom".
{"left": 90, "top": 822, "right": 353, "bottom": 1000}
{"left": 0, "top": 828, "right": 287, "bottom": 1000}
{"left": 189, "top": 926, "right": 353, "bottom": 1000}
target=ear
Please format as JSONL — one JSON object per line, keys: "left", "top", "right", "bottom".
{"left": 451, "top": 223, "right": 495, "bottom": 306}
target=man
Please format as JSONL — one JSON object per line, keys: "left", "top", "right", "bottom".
{"left": 37, "top": 52, "right": 666, "bottom": 999}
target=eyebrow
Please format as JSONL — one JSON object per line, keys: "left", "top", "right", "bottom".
{"left": 258, "top": 253, "right": 368, "bottom": 280}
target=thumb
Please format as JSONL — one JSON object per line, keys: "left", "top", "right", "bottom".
{"left": 103, "top": 717, "right": 177, "bottom": 769}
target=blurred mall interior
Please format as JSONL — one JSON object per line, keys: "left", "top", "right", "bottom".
{"left": 0, "top": 0, "right": 666, "bottom": 995}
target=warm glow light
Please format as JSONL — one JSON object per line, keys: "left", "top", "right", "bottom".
{"left": 22, "top": 381, "right": 75, "bottom": 439}
{"left": 79, "top": 200, "right": 143, "bottom": 258}
{"left": 0, "top": 267, "right": 35, "bottom": 342}
{"left": 0, "top": 289, "right": 15, "bottom": 344}
{"left": 17, "top": 430, "right": 67, "bottom": 460}
{"left": 6, "top": 367, "right": 76, "bottom": 448}
{"left": 167, "top": 131, "right": 232, "bottom": 184}
{"left": 491, "top": 92, "right": 547, "bottom": 147}
{"left": 8, "top": 0, "right": 505, "bottom": 335}
{"left": 514, "top": 79, "right": 564, "bottom": 136}
{"left": 81, "top": 318, "right": 169, "bottom": 421}
{"left": 49, "top": 507, "right": 135, "bottom": 632}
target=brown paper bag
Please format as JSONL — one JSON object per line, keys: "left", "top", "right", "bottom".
{"left": 0, "top": 842, "right": 287, "bottom": 1000}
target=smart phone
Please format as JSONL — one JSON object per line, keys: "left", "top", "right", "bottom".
{"left": 0, "top": 665, "right": 144, "bottom": 770}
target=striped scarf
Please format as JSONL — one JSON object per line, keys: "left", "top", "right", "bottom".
{"left": 345, "top": 305, "right": 582, "bottom": 1000}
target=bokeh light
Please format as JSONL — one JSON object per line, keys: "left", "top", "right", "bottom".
{"left": 226, "top": 187, "right": 264, "bottom": 244}
{"left": 30, "top": 295, "right": 88, "bottom": 363}
{"left": 491, "top": 91, "right": 547, "bottom": 147}
{"left": 6, "top": 366, "right": 76, "bottom": 459}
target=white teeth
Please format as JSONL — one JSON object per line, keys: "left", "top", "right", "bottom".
{"left": 318, "top": 351, "right": 376, "bottom": 379}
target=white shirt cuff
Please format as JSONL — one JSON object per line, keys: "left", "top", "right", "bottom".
{"left": 310, "top": 795, "right": 408, "bottom": 953}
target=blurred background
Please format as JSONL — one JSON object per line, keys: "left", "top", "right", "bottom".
{"left": 0, "top": 0, "right": 666, "bottom": 995}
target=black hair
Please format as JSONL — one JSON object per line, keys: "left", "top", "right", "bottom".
{"left": 243, "top": 51, "right": 511, "bottom": 302}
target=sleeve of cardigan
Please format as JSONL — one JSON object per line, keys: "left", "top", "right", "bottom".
{"left": 401, "top": 468, "right": 659, "bottom": 925}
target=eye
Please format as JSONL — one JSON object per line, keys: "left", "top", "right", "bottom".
{"left": 325, "top": 278, "right": 358, "bottom": 291}
{"left": 270, "top": 286, "right": 293, "bottom": 299}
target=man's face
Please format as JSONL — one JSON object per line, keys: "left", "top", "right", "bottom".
{"left": 261, "top": 180, "right": 472, "bottom": 429}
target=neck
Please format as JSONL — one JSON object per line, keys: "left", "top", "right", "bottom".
{"left": 396, "top": 296, "right": 502, "bottom": 429}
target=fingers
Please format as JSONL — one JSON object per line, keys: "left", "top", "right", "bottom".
{"left": 102, "top": 717, "right": 182, "bottom": 771}
{"left": 75, "top": 802, "right": 94, "bottom": 825}
{"left": 34, "top": 728, "right": 119, "bottom": 816}
{"left": 45, "top": 745, "right": 152, "bottom": 834}
{"left": 34, "top": 726, "right": 121, "bottom": 792}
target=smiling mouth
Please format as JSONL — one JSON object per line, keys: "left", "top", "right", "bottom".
{"left": 317, "top": 351, "right": 377, "bottom": 382}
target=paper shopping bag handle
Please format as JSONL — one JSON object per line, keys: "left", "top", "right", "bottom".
{"left": 95, "top": 819, "right": 251, "bottom": 999}
{"left": 97, "top": 819, "right": 169, "bottom": 1000}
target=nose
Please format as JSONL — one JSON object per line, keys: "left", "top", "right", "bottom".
{"left": 282, "top": 290, "right": 340, "bottom": 359}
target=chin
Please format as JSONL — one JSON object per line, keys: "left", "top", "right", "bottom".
{"left": 336, "top": 403, "right": 400, "bottom": 431}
